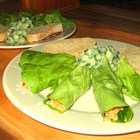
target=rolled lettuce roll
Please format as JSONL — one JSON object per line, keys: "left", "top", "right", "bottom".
{"left": 44, "top": 65, "right": 91, "bottom": 113}
{"left": 91, "top": 58, "right": 133, "bottom": 123}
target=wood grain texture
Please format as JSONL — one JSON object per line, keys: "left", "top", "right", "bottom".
{"left": 0, "top": 4, "right": 140, "bottom": 140}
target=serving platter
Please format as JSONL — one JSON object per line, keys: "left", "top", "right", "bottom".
{"left": 0, "top": 23, "right": 76, "bottom": 49}
{"left": 2, "top": 38, "right": 140, "bottom": 135}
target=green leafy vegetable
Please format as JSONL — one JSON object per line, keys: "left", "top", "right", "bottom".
{"left": 19, "top": 50, "right": 76, "bottom": 93}
{"left": 19, "top": 50, "right": 76, "bottom": 69}
{"left": 44, "top": 65, "right": 91, "bottom": 113}
{"left": 31, "top": 13, "right": 47, "bottom": 26}
{"left": 117, "top": 56, "right": 140, "bottom": 101}
{"left": 18, "top": 8, "right": 37, "bottom": 18}
{"left": 44, "top": 10, "right": 73, "bottom": 26}
{"left": 117, "top": 107, "right": 132, "bottom": 123}
{"left": 21, "top": 63, "right": 74, "bottom": 93}
{"left": 0, "top": 12, "right": 19, "bottom": 26}
{"left": 91, "top": 58, "right": 133, "bottom": 123}
{"left": 29, "top": 9, "right": 73, "bottom": 27}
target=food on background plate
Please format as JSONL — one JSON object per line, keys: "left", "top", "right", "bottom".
{"left": 44, "top": 37, "right": 96, "bottom": 57}
{"left": 44, "top": 65, "right": 91, "bottom": 113}
{"left": 6, "top": 17, "right": 34, "bottom": 45}
{"left": 0, "top": 9, "right": 73, "bottom": 45}
{"left": 0, "top": 24, "right": 8, "bottom": 42}
{"left": 26, "top": 23, "right": 63, "bottom": 43}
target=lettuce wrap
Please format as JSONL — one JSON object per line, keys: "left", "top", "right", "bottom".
{"left": 44, "top": 65, "right": 91, "bottom": 113}
{"left": 117, "top": 57, "right": 140, "bottom": 101}
{"left": 19, "top": 50, "right": 76, "bottom": 94}
{"left": 91, "top": 58, "right": 133, "bottom": 123}
{"left": 19, "top": 50, "right": 76, "bottom": 69}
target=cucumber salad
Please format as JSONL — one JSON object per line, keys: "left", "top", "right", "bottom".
{"left": 6, "top": 17, "right": 34, "bottom": 45}
{"left": 77, "top": 45, "right": 120, "bottom": 71}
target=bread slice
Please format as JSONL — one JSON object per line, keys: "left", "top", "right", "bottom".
{"left": 0, "top": 24, "right": 8, "bottom": 42}
{"left": 120, "top": 46, "right": 140, "bottom": 74}
{"left": 44, "top": 37, "right": 96, "bottom": 57}
{"left": 26, "top": 23, "right": 63, "bottom": 43}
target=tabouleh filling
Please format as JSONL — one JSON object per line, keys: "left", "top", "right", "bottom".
{"left": 47, "top": 99, "right": 65, "bottom": 112}
{"left": 104, "top": 107, "right": 124, "bottom": 122}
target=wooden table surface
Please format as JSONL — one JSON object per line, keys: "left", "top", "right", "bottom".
{"left": 0, "top": 4, "right": 140, "bottom": 140}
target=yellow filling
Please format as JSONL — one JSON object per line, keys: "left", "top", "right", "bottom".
{"left": 104, "top": 107, "right": 124, "bottom": 122}
{"left": 47, "top": 99, "right": 65, "bottom": 112}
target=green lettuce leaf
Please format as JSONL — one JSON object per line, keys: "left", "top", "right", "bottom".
{"left": 44, "top": 10, "right": 73, "bottom": 26}
{"left": 117, "top": 57, "right": 140, "bottom": 101}
{"left": 19, "top": 50, "right": 76, "bottom": 94}
{"left": 21, "top": 63, "right": 74, "bottom": 94}
{"left": 44, "top": 65, "right": 91, "bottom": 113}
{"left": 19, "top": 50, "right": 76, "bottom": 69}
{"left": 91, "top": 58, "right": 133, "bottom": 123}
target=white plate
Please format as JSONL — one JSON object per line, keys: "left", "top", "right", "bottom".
{"left": 2, "top": 39, "right": 140, "bottom": 135}
{"left": 0, "top": 23, "right": 76, "bottom": 49}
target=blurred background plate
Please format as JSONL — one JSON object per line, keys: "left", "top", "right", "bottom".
{"left": 0, "top": 23, "right": 76, "bottom": 49}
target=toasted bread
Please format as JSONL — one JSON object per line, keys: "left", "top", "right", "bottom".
{"left": 0, "top": 24, "right": 8, "bottom": 42}
{"left": 26, "top": 23, "right": 63, "bottom": 43}
{"left": 44, "top": 37, "right": 96, "bottom": 57}
{"left": 120, "top": 46, "right": 140, "bottom": 74}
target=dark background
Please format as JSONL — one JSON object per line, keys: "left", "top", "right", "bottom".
{"left": 81, "top": 0, "right": 140, "bottom": 11}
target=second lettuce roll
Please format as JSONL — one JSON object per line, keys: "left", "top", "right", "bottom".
{"left": 44, "top": 65, "right": 91, "bottom": 113}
